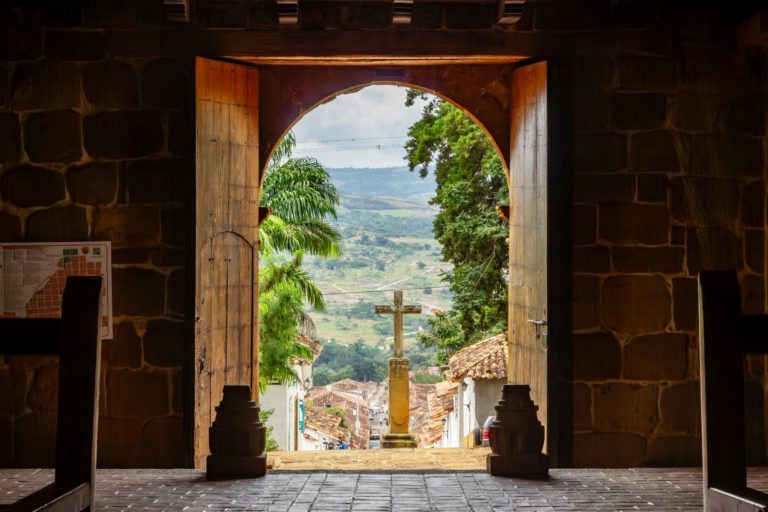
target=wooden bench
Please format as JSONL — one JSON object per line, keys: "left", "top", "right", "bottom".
{"left": 0, "top": 276, "right": 102, "bottom": 512}
{"left": 699, "top": 271, "right": 768, "bottom": 512}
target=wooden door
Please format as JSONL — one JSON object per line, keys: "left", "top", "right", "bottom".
{"left": 507, "top": 60, "right": 551, "bottom": 453}
{"left": 194, "top": 57, "right": 261, "bottom": 468}
{"left": 507, "top": 60, "right": 571, "bottom": 465}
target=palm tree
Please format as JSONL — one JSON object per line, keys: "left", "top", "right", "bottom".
{"left": 260, "top": 132, "right": 341, "bottom": 258}
{"left": 258, "top": 133, "right": 340, "bottom": 390}
{"left": 259, "top": 251, "right": 322, "bottom": 387}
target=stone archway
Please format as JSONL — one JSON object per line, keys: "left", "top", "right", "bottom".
{"left": 256, "top": 65, "right": 515, "bottom": 184}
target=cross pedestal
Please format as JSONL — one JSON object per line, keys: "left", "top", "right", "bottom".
{"left": 375, "top": 290, "right": 421, "bottom": 448}
{"left": 383, "top": 357, "right": 416, "bottom": 448}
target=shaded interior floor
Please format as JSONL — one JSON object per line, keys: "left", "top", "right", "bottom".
{"left": 1, "top": 467, "right": 768, "bottom": 511}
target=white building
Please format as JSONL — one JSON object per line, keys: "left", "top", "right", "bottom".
{"left": 443, "top": 333, "right": 507, "bottom": 447}
{"left": 260, "top": 334, "right": 322, "bottom": 451}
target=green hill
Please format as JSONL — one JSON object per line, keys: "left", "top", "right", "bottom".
{"left": 326, "top": 167, "right": 436, "bottom": 200}
{"left": 305, "top": 166, "right": 451, "bottom": 349}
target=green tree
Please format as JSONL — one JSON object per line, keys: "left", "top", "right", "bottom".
{"left": 404, "top": 91, "right": 509, "bottom": 362}
{"left": 260, "top": 408, "right": 281, "bottom": 451}
{"left": 260, "top": 132, "right": 341, "bottom": 258}
{"left": 412, "top": 372, "right": 443, "bottom": 384}
{"left": 259, "top": 251, "right": 322, "bottom": 388}
{"left": 312, "top": 340, "right": 388, "bottom": 383}
{"left": 258, "top": 133, "right": 340, "bottom": 390}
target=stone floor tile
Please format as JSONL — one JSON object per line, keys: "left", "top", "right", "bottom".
{"left": 1, "top": 467, "right": 767, "bottom": 511}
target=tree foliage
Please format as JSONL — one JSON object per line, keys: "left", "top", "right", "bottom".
{"left": 258, "top": 133, "right": 340, "bottom": 390}
{"left": 260, "top": 132, "right": 341, "bottom": 258}
{"left": 404, "top": 91, "right": 509, "bottom": 363}
{"left": 312, "top": 340, "right": 388, "bottom": 385}
{"left": 259, "top": 408, "right": 281, "bottom": 451}
{"left": 259, "top": 252, "right": 320, "bottom": 389}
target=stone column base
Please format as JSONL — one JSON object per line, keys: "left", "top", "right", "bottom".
{"left": 206, "top": 385, "right": 267, "bottom": 479}
{"left": 207, "top": 453, "right": 267, "bottom": 479}
{"left": 487, "top": 453, "right": 549, "bottom": 479}
{"left": 382, "top": 433, "right": 418, "bottom": 448}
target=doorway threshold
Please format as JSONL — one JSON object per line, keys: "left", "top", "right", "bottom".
{"left": 268, "top": 447, "right": 490, "bottom": 471}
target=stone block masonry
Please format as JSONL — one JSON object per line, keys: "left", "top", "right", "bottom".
{"left": 568, "top": 6, "right": 768, "bottom": 467}
{"left": 0, "top": 1, "right": 189, "bottom": 468}
{"left": 1, "top": 0, "right": 768, "bottom": 470}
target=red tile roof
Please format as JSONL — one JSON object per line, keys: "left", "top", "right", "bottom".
{"left": 304, "top": 406, "right": 347, "bottom": 441}
{"left": 294, "top": 334, "right": 322, "bottom": 364}
{"left": 409, "top": 380, "right": 459, "bottom": 447}
{"left": 306, "top": 387, "right": 371, "bottom": 448}
{"left": 446, "top": 332, "right": 507, "bottom": 380}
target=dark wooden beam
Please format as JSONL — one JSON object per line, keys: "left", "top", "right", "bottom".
{"left": 195, "top": 28, "right": 589, "bottom": 61}
{"left": 699, "top": 271, "right": 747, "bottom": 495}
{"left": 1, "top": 276, "right": 102, "bottom": 512}
{"left": 6, "top": 483, "right": 90, "bottom": 512}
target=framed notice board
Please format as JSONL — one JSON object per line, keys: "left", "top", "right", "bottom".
{"left": 0, "top": 242, "right": 113, "bottom": 339}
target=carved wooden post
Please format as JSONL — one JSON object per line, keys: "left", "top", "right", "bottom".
{"left": 487, "top": 384, "right": 549, "bottom": 478}
{"left": 207, "top": 385, "right": 267, "bottom": 478}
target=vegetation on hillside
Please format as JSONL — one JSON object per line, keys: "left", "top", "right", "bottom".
{"left": 404, "top": 90, "right": 509, "bottom": 363}
{"left": 313, "top": 340, "right": 388, "bottom": 385}
{"left": 303, "top": 184, "right": 451, "bottom": 346}
{"left": 312, "top": 339, "right": 437, "bottom": 386}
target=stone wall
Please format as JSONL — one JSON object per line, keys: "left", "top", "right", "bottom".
{"left": 0, "top": 1, "right": 189, "bottom": 467}
{"left": 1, "top": 0, "right": 767, "bottom": 469}
{"left": 560, "top": 3, "right": 768, "bottom": 466}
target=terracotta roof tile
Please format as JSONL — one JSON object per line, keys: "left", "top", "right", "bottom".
{"left": 446, "top": 333, "right": 507, "bottom": 380}
{"left": 305, "top": 387, "right": 370, "bottom": 448}
{"left": 294, "top": 334, "right": 322, "bottom": 364}
{"left": 305, "top": 407, "right": 346, "bottom": 441}
{"left": 409, "top": 381, "right": 459, "bottom": 447}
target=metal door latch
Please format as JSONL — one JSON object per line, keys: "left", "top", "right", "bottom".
{"left": 527, "top": 319, "right": 548, "bottom": 347}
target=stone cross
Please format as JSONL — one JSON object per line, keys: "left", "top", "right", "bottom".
{"left": 375, "top": 290, "right": 421, "bottom": 358}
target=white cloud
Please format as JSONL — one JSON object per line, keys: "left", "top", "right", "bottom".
{"left": 291, "top": 85, "right": 432, "bottom": 169}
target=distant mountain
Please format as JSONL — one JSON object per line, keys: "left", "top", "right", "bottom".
{"left": 326, "top": 167, "right": 436, "bottom": 200}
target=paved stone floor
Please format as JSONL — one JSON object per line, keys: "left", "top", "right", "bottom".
{"left": 2, "top": 463, "right": 767, "bottom": 511}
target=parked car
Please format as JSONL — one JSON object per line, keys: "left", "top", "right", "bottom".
{"left": 481, "top": 416, "right": 495, "bottom": 447}
{"left": 369, "top": 439, "right": 381, "bottom": 449}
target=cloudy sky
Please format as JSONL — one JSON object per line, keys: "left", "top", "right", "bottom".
{"left": 291, "top": 85, "right": 432, "bottom": 169}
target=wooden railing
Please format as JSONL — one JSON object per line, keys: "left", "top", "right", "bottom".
{"left": 0, "top": 276, "right": 102, "bottom": 512}
{"left": 699, "top": 271, "right": 768, "bottom": 512}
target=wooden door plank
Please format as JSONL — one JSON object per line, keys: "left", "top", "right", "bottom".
{"left": 507, "top": 60, "right": 548, "bottom": 450}
{"left": 195, "top": 57, "right": 260, "bottom": 468}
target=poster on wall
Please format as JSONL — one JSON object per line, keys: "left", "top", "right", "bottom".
{"left": 0, "top": 241, "right": 113, "bottom": 339}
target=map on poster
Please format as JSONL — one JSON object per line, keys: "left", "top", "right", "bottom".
{"left": 0, "top": 242, "right": 113, "bottom": 339}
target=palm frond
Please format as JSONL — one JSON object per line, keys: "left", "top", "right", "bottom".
{"left": 260, "top": 216, "right": 341, "bottom": 258}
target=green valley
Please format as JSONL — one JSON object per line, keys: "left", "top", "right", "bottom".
{"left": 304, "top": 167, "right": 452, "bottom": 352}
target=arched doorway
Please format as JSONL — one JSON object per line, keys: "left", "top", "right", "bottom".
{"left": 193, "top": 56, "right": 569, "bottom": 468}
